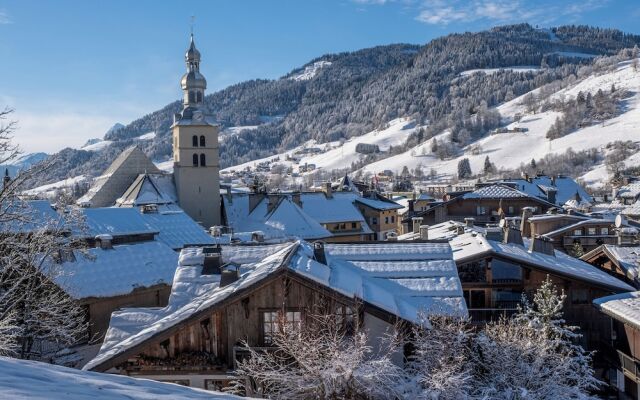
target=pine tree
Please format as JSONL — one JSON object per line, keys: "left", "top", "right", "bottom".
{"left": 457, "top": 158, "right": 472, "bottom": 179}
{"left": 530, "top": 158, "right": 537, "bottom": 170}
{"left": 483, "top": 156, "right": 495, "bottom": 175}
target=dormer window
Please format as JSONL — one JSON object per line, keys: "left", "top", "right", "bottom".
{"left": 192, "top": 135, "right": 198, "bottom": 147}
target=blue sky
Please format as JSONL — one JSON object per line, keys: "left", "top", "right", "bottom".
{"left": 1, "top": 0, "right": 639, "bottom": 153}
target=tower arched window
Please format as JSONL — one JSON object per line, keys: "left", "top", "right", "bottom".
{"left": 200, "top": 153, "right": 206, "bottom": 167}
{"left": 199, "top": 135, "right": 206, "bottom": 147}
{"left": 192, "top": 153, "right": 199, "bottom": 167}
{"left": 196, "top": 91, "right": 203, "bottom": 102}
{"left": 192, "top": 135, "right": 198, "bottom": 147}
{"left": 189, "top": 91, "right": 196, "bottom": 103}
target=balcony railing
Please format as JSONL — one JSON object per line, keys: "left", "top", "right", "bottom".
{"left": 618, "top": 350, "right": 640, "bottom": 380}
{"left": 468, "top": 308, "right": 518, "bottom": 323}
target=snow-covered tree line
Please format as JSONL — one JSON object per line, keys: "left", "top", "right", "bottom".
{"left": 0, "top": 108, "right": 88, "bottom": 359}
{"left": 231, "top": 277, "right": 600, "bottom": 399}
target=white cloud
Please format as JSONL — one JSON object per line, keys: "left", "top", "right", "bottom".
{"left": 414, "top": 0, "right": 608, "bottom": 25}
{"left": 0, "top": 10, "right": 11, "bottom": 24}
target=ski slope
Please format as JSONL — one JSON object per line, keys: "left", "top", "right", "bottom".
{"left": 360, "top": 59, "right": 640, "bottom": 184}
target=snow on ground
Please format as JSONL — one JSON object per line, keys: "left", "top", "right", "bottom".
{"left": 224, "top": 117, "right": 421, "bottom": 174}
{"left": 136, "top": 131, "right": 156, "bottom": 141}
{"left": 553, "top": 51, "right": 597, "bottom": 59}
{"left": 289, "top": 60, "right": 332, "bottom": 81}
{"left": 24, "top": 175, "right": 86, "bottom": 197}
{"left": 459, "top": 66, "right": 540, "bottom": 76}
{"left": 219, "top": 125, "right": 259, "bottom": 143}
{"left": 81, "top": 139, "right": 113, "bottom": 151}
{"left": 0, "top": 356, "right": 241, "bottom": 399}
{"left": 361, "top": 59, "right": 640, "bottom": 184}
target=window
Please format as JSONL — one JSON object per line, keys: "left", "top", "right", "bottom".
{"left": 351, "top": 222, "right": 357, "bottom": 229}
{"left": 200, "top": 153, "right": 206, "bottom": 167}
{"left": 391, "top": 216, "right": 395, "bottom": 223}
{"left": 601, "top": 227, "right": 609, "bottom": 235}
{"left": 571, "top": 289, "right": 589, "bottom": 305}
{"left": 196, "top": 91, "right": 203, "bottom": 103}
{"left": 339, "top": 223, "right": 346, "bottom": 230}
{"left": 262, "top": 310, "right": 303, "bottom": 345}
{"left": 192, "top": 135, "right": 198, "bottom": 147}
{"left": 508, "top": 206, "right": 514, "bottom": 214}
{"left": 463, "top": 289, "right": 486, "bottom": 308}
{"left": 200, "top": 135, "right": 206, "bottom": 147}
{"left": 491, "top": 259, "right": 523, "bottom": 283}
{"left": 336, "top": 304, "right": 355, "bottom": 333}
{"left": 477, "top": 206, "right": 487, "bottom": 215}
{"left": 384, "top": 216, "right": 389, "bottom": 224}
{"left": 573, "top": 229, "right": 583, "bottom": 236}
{"left": 588, "top": 227, "right": 597, "bottom": 235}
{"left": 371, "top": 217, "right": 378, "bottom": 225}
{"left": 188, "top": 91, "right": 195, "bottom": 103}
{"left": 192, "top": 153, "right": 199, "bottom": 166}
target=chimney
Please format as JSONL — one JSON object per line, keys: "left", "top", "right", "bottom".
{"left": 464, "top": 217, "right": 475, "bottom": 228}
{"left": 617, "top": 227, "right": 638, "bottom": 247}
{"left": 386, "top": 231, "right": 398, "bottom": 241}
{"left": 323, "top": 182, "right": 333, "bottom": 199}
{"left": 95, "top": 234, "right": 113, "bottom": 250}
{"left": 551, "top": 175, "right": 556, "bottom": 186}
{"left": 456, "top": 225, "right": 465, "bottom": 235}
{"left": 520, "top": 207, "right": 535, "bottom": 238}
{"left": 291, "top": 192, "right": 302, "bottom": 208}
{"left": 202, "top": 247, "right": 223, "bottom": 274}
{"left": 503, "top": 223, "right": 524, "bottom": 246}
{"left": 219, "top": 263, "right": 240, "bottom": 287}
{"left": 529, "top": 235, "right": 555, "bottom": 256}
{"left": 546, "top": 188, "right": 557, "bottom": 205}
{"left": 419, "top": 225, "right": 429, "bottom": 240}
{"left": 412, "top": 217, "right": 423, "bottom": 234}
{"left": 313, "top": 241, "right": 327, "bottom": 264}
{"left": 484, "top": 227, "right": 502, "bottom": 241}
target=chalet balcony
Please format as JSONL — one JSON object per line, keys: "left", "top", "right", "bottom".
{"left": 618, "top": 350, "right": 640, "bottom": 381}
{"left": 562, "top": 235, "right": 617, "bottom": 248}
{"left": 468, "top": 308, "right": 518, "bottom": 323}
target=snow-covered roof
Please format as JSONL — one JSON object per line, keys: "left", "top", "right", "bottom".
{"left": 299, "top": 192, "right": 370, "bottom": 224}
{"left": 0, "top": 199, "right": 62, "bottom": 233}
{"left": 354, "top": 196, "right": 403, "bottom": 211}
{"left": 594, "top": 291, "right": 640, "bottom": 330}
{"left": 85, "top": 240, "right": 465, "bottom": 371}
{"left": 583, "top": 244, "right": 640, "bottom": 281}
{"left": 617, "top": 183, "right": 640, "bottom": 199}
{"left": 500, "top": 176, "right": 592, "bottom": 206}
{"left": 0, "top": 356, "right": 239, "bottom": 400}
{"left": 138, "top": 205, "right": 214, "bottom": 249}
{"left": 462, "top": 184, "right": 537, "bottom": 200}
{"left": 116, "top": 173, "right": 177, "bottom": 207}
{"left": 621, "top": 201, "right": 640, "bottom": 216}
{"left": 449, "top": 232, "right": 633, "bottom": 292}
{"left": 55, "top": 241, "right": 178, "bottom": 299}
{"left": 80, "top": 207, "right": 157, "bottom": 237}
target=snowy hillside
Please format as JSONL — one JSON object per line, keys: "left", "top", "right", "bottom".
{"left": 223, "top": 118, "right": 421, "bottom": 174}
{"left": 0, "top": 356, "right": 240, "bottom": 399}
{"left": 289, "top": 60, "right": 332, "bottom": 81}
{"left": 359, "top": 59, "right": 640, "bottom": 185}
{"left": 0, "top": 152, "right": 48, "bottom": 178}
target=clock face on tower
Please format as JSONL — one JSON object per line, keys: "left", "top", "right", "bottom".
{"left": 193, "top": 111, "right": 204, "bottom": 122}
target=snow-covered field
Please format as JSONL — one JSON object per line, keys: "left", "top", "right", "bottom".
{"left": 0, "top": 356, "right": 241, "bottom": 399}
{"left": 289, "top": 60, "right": 332, "bottom": 81}
{"left": 24, "top": 175, "right": 86, "bottom": 197}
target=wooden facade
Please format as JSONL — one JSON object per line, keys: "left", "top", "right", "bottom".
{"left": 355, "top": 203, "right": 399, "bottom": 240}
{"left": 92, "top": 270, "right": 399, "bottom": 389}
{"left": 582, "top": 246, "right": 639, "bottom": 289}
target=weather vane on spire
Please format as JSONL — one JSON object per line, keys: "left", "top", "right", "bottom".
{"left": 190, "top": 15, "right": 195, "bottom": 36}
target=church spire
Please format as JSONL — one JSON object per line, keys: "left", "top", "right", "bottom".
{"left": 180, "top": 33, "right": 206, "bottom": 109}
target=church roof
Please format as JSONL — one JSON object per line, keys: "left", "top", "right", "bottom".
{"left": 116, "top": 173, "right": 177, "bottom": 207}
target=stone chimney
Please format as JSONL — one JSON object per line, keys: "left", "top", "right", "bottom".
{"left": 419, "top": 225, "right": 429, "bottom": 240}
{"left": 313, "top": 241, "right": 327, "bottom": 264}
{"left": 520, "top": 207, "right": 535, "bottom": 238}
{"left": 529, "top": 235, "right": 555, "bottom": 256}
{"left": 456, "top": 225, "right": 465, "bottom": 235}
{"left": 323, "top": 182, "right": 333, "bottom": 199}
{"left": 484, "top": 226, "right": 502, "bottom": 241}
{"left": 95, "top": 234, "right": 113, "bottom": 250}
{"left": 464, "top": 217, "right": 475, "bottom": 228}
{"left": 503, "top": 223, "right": 524, "bottom": 246}
{"left": 219, "top": 263, "right": 240, "bottom": 287}
{"left": 412, "top": 217, "right": 423, "bottom": 234}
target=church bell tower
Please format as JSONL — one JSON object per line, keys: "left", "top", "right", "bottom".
{"left": 172, "top": 34, "right": 221, "bottom": 228}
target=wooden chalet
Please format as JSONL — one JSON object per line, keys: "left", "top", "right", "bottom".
{"left": 83, "top": 241, "right": 466, "bottom": 390}
{"left": 581, "top": 229, "right": 640, "bottom": 289}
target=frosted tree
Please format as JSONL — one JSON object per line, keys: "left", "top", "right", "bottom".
{"left": 483, "top": 156, "right": 496, "bottom": 175}
{"left": 457, "top": 158, "right": 472, "bottom": 179}
{"left": 230, "top": 311, "right": 407, "bottom": 399}
{"left": 406, "top": 315, "right": 474, "bottom": 399}
{"left": 472, "top": 277, "right": 600, "bottom": 399}
{"left": 0, "top": 108, "right": 88, "bottom": 359}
